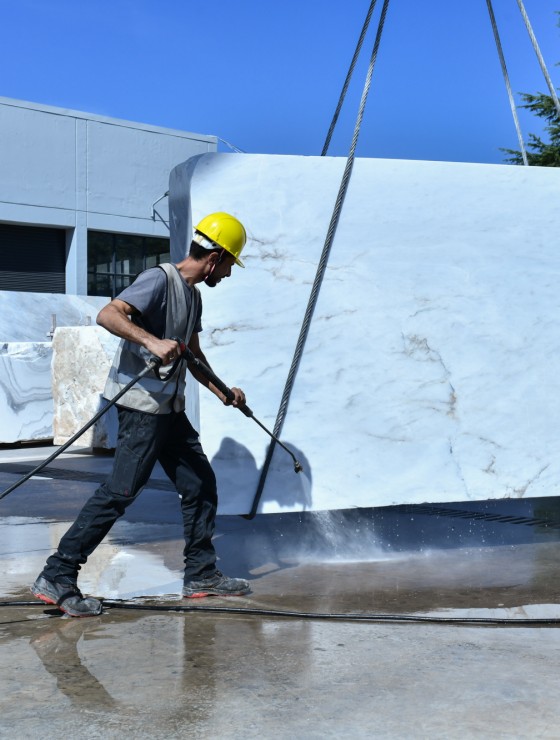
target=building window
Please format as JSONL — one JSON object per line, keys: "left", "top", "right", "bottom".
{"left": 88, "top": 232, "right": 170, "bottom": 297}
{"left": 0, "top": 223, "right": 66, "bottom": 293}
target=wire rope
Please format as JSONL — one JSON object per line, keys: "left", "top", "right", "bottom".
{"left": 321, "top": 0, "right": 378, "bottom": 156}
{"left": 486, "top": 0, "right": 528, "bottom": 165}
{"left": 246, "top": 0, "right": 391, "bottom": 519}
{"left": 515, "top": 0, "right": 560, "bottom": 120}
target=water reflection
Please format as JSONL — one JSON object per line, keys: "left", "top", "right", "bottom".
{"left": 30, "top": 617, "right": 117, "bottom": 708}
{"left": 4, "top": 610, "right": 314, "bottom": 723}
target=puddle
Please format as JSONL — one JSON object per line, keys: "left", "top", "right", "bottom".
{"left": 3, "top": 465, "right": 560, "bottom": 735}
{"left": 0, "top": 516, "right": 184, "bottom": 599}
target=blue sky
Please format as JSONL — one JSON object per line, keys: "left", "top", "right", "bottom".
{"left": 1, "top": 0, "right": 558, "bottom": 164}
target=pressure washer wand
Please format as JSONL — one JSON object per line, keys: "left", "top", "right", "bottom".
{"left": 182, "top": 345, "right": 303, "bottom": 474}
{"left": 0, "top": 358, "right": 163, "bottom": 502}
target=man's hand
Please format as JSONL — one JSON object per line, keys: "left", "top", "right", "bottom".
{"left": 225, "top": 386, "right": 246, "bottom": 408}
{"left": 145, "top": 337, "right": 182, "bottom": 366}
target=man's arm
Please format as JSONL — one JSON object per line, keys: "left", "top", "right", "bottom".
{"left": 97, "top": 299, "right": 180, "bottom": 364}
{"left": 187, "top": 332, "right": 246, "bottom": 408}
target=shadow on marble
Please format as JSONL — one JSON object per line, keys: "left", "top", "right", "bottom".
{"left": 211, "top": 436, "right": 313, "bottom": 514}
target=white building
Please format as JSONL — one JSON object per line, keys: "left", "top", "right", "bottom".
{"left": 0, "top": 96, "right": 216, "bottom": 443}
{"left": 0, "top": 95, "right": 217, "bottom": 298}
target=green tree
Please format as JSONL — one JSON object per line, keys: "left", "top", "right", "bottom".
{"left": 502, "top": 91, "right": 560, "bottom": 166}
{"left": 502, "top": 13, "right": 560, "bottom": 166}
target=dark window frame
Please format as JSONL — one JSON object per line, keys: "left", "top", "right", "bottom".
{"left": 87, "top": 231, "right": 170, "bottom": 298}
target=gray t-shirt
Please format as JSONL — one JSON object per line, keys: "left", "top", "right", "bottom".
{"left": 116, "top": 266, "right": 203, "bottom": 339}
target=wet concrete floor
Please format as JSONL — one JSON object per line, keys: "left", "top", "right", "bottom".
{"left": 2, "top": 447, "right": 560, "bottom": 737}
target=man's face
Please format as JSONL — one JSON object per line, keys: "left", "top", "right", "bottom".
{"left": 205, "top": 251, "right": 236, "bottom": 288}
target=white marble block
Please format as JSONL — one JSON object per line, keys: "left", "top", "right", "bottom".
{"left": 168, "top": 152, "right": 560, "bottom": 514}
{"left": 52, "top": 326, "right": 201, "bottom": 449}
{"left": 52, "top": 327, "right": 120, "bottom": 448}
{"left": 0, "top": 291, "right": 108, "bottom": 342}
{"left": 0, "top": 342, "right": 53, "bottom": 443}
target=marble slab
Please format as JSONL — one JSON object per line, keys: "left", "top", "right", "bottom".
{"left": 169, "top": 153, "right": 560, "bottom": 515}
{"left": 51, "top": 326, "right": 200, "bottom": 448}
{"left": 0, "top": 342, "right": 53, "bottom": 443}
{"left": 52, "top": 327, "right": 120, "bottom": 448}
{"left": 0, "top": 293, "right": 109, "bottom": 443}
{"left": 0, "top": 291, "right": 108, "bottom": 342}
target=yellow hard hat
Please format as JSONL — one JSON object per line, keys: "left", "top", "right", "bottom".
{"left": 194, "top": 212, "right": 247, "bottom": 268}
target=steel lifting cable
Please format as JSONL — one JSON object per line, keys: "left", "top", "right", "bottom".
{"left": 245, "top": 0, "right": 391, "bottom": 519}
{"left": 515, "top": 0, "right": 560, "bottom": 120}
{"left": 486, "top": 0, "right": 529, "bottom": 165}
{"left": 321, "top": 0, "right": 379, "bottom": 156}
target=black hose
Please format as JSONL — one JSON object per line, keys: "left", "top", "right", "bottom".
{"left": 1, "top": 600, "right": 559, "bottom": 626}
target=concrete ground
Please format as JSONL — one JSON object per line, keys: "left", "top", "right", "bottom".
{"left": 1, "top": 445, "right": 560, "bottom": 738}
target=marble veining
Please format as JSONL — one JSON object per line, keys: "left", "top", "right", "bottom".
{"left": 0, "top": 293, "right": 109, "bottom": 444}
{"left": 0, "top": 342, "right": 53, "bottom": 442}
{"left": 168, "top": 152, "right": 560, "bottom": 515}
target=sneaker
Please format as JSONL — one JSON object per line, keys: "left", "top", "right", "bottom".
{"left": 30, "top": 575, "right": 103, "bottom": 618}
{"left": 182, "top": 570, "right": 250, "bottom": 598}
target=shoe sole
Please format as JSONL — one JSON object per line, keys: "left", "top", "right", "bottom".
{"left": 183, "top": 589, "right": 250, "bottom": 599}
{"left": 30, "top": 587, "right": 102, "bottom": 618}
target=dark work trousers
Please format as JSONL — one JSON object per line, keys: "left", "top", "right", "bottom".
{"left": 42, "top": 406, "right": 218, "bottom": 584}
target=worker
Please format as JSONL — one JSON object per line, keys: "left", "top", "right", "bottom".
{"left": 31, "top": 212, "right": 251, "bottom": 616}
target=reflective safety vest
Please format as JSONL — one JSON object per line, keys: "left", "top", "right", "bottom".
{"left": 103, "top": 263, "right": 200, "bottom": 414}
